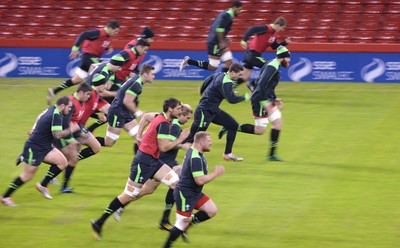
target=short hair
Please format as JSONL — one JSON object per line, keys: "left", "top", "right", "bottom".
{"left": 56, "top": 96, "right": 71, "bottom": 106}
{"left": 194, "top": 131, "right": 210, "bottom": 143}
{"left": 163, "top": 98, "right": 181, "bottom": 112}
{"left": 106, "top": 20, "right": 120, "bottom": 29}
{"left": 229, "top": 62, "right": 244, "bottom": 73}
{"left": 76, "top": 82, "right": 92, "bottom": 93}
{"left": 136, "top": 38, "right": 151, "bottom": 47}
{"left": 274, "top": 16, "right": 287, "bottom": 27}
{"left": 140, "top": 64, "right": 155, "bottom": 75}
{"left": 232, "top": 1, "right": 243, "bottom": 8}
{"left": 181, "top": 104, "right": 193, "bottom": 115}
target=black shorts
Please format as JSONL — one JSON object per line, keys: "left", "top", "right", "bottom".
{"left": 129, "top": 150, "right": 164, "bottom": 184}
{"left": 79, "top": 53, "right": 101, "bottom": 72}
{"left": 21, "top": 142, "right": 54, "bottom": 166}
{"left": 242, "top": 50, "right": 267, "bottom": 70}
{"left": 174, "top": 189, "right": 209, "bottom": 215}
{"left": 107, "top": 106, "right": 135, "bottom": 128}
{"left": 185, "top": 107, "right": 217, "bottom": 143}
{"left": 207, "top": 42, "right": 221, "bottom": 57}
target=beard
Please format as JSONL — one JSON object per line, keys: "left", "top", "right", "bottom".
{"left": 281, "top": 59, "right": 290, "bottom": 68}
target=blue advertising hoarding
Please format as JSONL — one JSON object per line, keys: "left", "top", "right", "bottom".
{"left": 0, "top": 48, "right": 399, "bottom": 83}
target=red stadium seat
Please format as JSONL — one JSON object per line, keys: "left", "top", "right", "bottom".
{"left": 273, "top": 3, "right": 296, "bottom": 13}
{"left": 356, "top": 21, "right": 379, "bottom": 31}
{"left": 313, "top": 21, "right": 333, "bottom": 30}
{"left": 295, "top": 12, "right": 315, "bottom": 22}
{"left": 331, "top": 30, "right": 353, "bottom": 41}
{"left": 338, "top": 13, "right": 360, "bottom": 22}
{"left": 288, "top": 29, "right": 308, "bottom": 42}
{"left": 333, "top": 21, "right": 356, "bottom": 31}
{"left": 352, "top": 30, "right": 375, "bottom": 43}
{"left": 381, "top": 22, "right": 399, "bottom": 31}
{"left": 319, "top": 4, "right": 341, "bottom": 13}
{"left": 143, "top": 1, "right": 165, "bottom": 11}
{"left": 363, "top": 4, "right": 384, "bottom": 14}
{"left": 375, "top": 30, "right": 398, "bottom": 43}
{"left": 385, "top": 4, "right": 400, "bottom": 14}
{"left": 360, "top": 13, "right": 382, "bottom": 23}
{"left": 308, "top": 29, "right": 329, "bottom": 42}
{"left": 297, "top": 3, "right": 319, "bottom": 13}
{"left": 317, "top": 12, "right": 337, "bottom": 22}
{"left": 341, "top": 4, "right": 362, "bottom": 13}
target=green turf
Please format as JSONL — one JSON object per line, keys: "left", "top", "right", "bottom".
{"left": 0, "top": 78, "right": 399, "bottom": 248}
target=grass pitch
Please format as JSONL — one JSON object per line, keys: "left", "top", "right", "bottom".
{"left": 0, "top": 78, "right": 399, "bottom": 248}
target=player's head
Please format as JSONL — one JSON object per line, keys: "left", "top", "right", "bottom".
{"left": 228, "top": 62, "right": 244, "bottom": 81}
{"left": 163, "top": 98, "right": 182, "bottom": 119}
{"left": 141, "top": 27, "right": 155, "bottom": 43}
{"left": 136, "top": 38, "right": 151, "bottom": 55}
{"left": 139, "top": 63, "right": 155, "bottom": 83}
{"left": 109, "top": 54, "right": 125, "bottom": 71}
{"left": 178, "top": 104, "right": 193, "bottom": 125}
{"left": 232, "top": 1, "right": 243, "bottom": 16}
{"left": 106, "top": 20, "right": 120, "bottom": 36}
{"left": 56, "top": 96, "right": 73, "bottom": 115}
{"left": 76, "top": 83, "right": 92, "bottom": 103}
{"left": 194, "top": 131, "right": 212, "bottom": 152}
{"left": 92, "top": 73, "right": 108, "bottom": 92}
{"left": 276, "top": 46, "right": 291, "bottom": 68}
{"left": 273, "top": 16, "right": 287, "bottom": 32}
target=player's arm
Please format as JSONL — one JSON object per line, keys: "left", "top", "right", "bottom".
{"left": 70, "top": 29, "right": 101, "bottom": 59}
{"left": 222, "top": 82, "right": 249, "bottom": 104}
{"left": 122, "top": 89, "right": 139, "bottom": 114}
{"left": 271, "top": 38, "right": 290, "bottom": 50}
{"left": 136, "top": 112, "right": 158, "bottom": 142}
{"left": 51, "top": 113, "right": 80, "bottom": 140}
{"left": 259, "top": 66, "right": 279, "bottom": 106}
{"left": 157, "top": 122, "right": 189, "bottom": 152}
{"left": 192, "top": 158, "right": 225, "bottom": 186}
{"left": 241, "top": 25, "right": 269, "bottom": 48}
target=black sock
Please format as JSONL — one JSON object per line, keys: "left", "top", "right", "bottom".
{"left": 41, "top": 164, "right": 63, "bottom": 187}
{"left": 238, "top": 124, "right": 255, "bottom": 134}
{"left": 161, "top": 188, "right": 174, "bottom": 222}
{"left": 163, "top": 226, "right": 184, "bottom": 248}
{"left": 270, "top": 129, "right": 280, "bottom": 156}
{"left": 224, "top": 130, "right": 237, "bottom": 154}
{"left": 3, "top": 177, "right": 24, "bottom": 198}
{"left": 96, "top": 137, "right": 105, "bottom": 146}
{"left": 53, "top": 79, "right": 74, "bottom": 94}
{"left": 96, "top": 197, "right": 124, "bottom": 226}
{"left": 188, "top": 59, "right": 209, "bottom": 70}
{"left": 222, "top": 67, "right": 229, "bottom": 73}
{"left": 192, "top": 211, "right": 210, "bottom": 225}
{"left": 78, "top": 147, "right": 96, "bottom": 160}
{"left": 63, "top": 165, "right": 75, "bottom": 188}
{"left": 87, "top": 120, "right": 105, "bottom": 133}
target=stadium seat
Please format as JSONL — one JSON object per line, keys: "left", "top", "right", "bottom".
{"left": 385, "top": 4, "right": 400, "bottom": 14}
{"left": 363, "top": 4, "right": 384, "bottom": 14}
{"left": 317, "top": 12, "right": 337, "bottom": 22}
{"left": 313, "top": 21, "right": 333, "bottom": 30}
{"left": 318, "top": 4, "right": 341, "bottom": 13}
{"left": 375, "top": 30, "right": 398, "bottom": 43}
{"left": 341, "top": 4, "right": 362, "bottom": 13}
{"left": 352, "top": 30, "right": 375, "bottom": 43}
{"left": 381, "top": 22, "right": 399, "bottom": 31}
{"left": 333, "top": 21, "right": 356, "bottom": 31}
{"left": 297, "top": 3, "right": 319, "bottom": 13}
{"left": 338, "top": 13, "right": 360, "bottom": 22}
{"left": 144, "top": 1, "right": 165, "bottom": 11}
{"left": 330, "top": 30, "right": 353, "bottom": 42}
{"left": 308, "top": 30, "right": 329, "bottom": 42}
{"left": 288, "top": 29, "right": 308, "bottom": 42}
{"left": 273, "top": 3, "right": 296, "bottom": 13}
{"left": 295, "top": 12, "right": 315, "bottom": 22}
{"left": 356, "top": 21, "right": 379, "bottom": 31}
{"left": 360, "top": 13, "right": 383, "bottom": 23}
